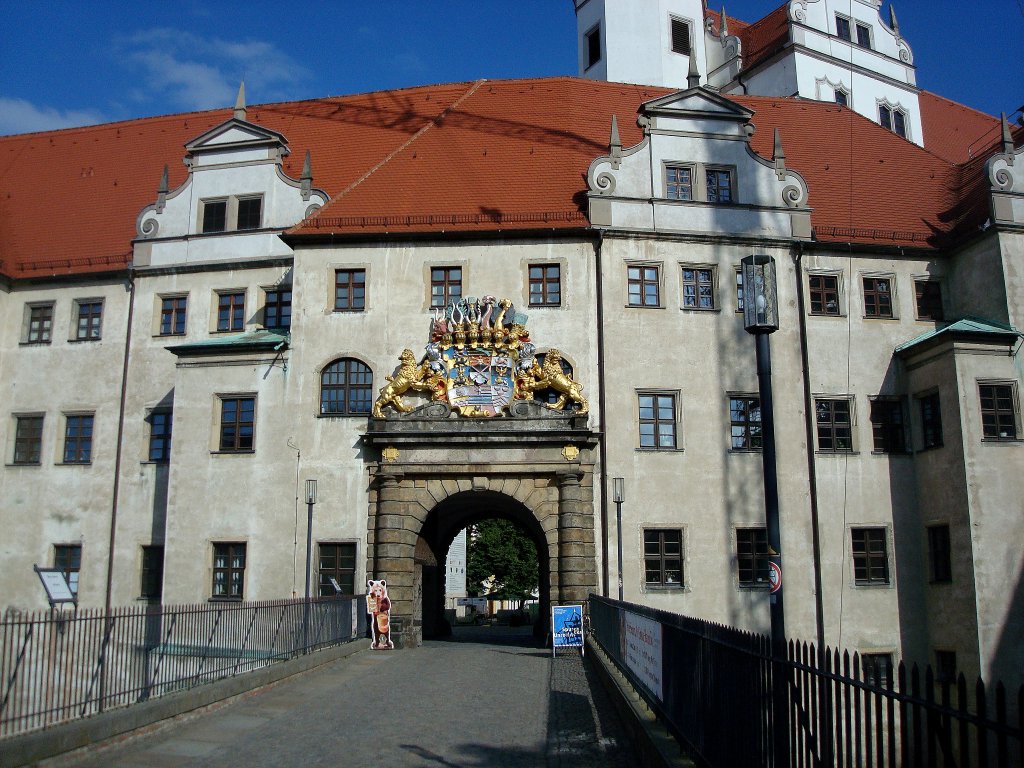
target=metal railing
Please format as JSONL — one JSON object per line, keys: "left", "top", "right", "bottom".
{"left": 589, "top": 595, "right": 1023, "bottom": 768}
{"left": 0, "top": 596, "right": 366, "bottom": 738}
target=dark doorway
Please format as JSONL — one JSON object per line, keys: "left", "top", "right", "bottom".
{"left": 416, "top": 490, "right": 551, "bottom": 641}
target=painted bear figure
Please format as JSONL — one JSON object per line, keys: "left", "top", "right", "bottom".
{"left": 366, "top": 579, "right": 394, "bottom": 650}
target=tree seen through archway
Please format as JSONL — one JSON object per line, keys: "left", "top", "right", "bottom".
{"left": 465, "top": 519, "right": 538, "bottom": 608}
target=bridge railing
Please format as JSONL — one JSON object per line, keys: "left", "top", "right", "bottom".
{"left": 588, "top": 595, "right": 1023, "bottom": 768}
{"left": 0, "top": 596, "right": 366, "bottom": 739}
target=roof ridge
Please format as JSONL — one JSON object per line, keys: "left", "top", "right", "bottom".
{"left": 322, "top": 79, "right": 488, "bottom": 205}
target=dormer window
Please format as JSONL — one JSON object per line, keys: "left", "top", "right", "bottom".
{"left": 202, "top": 200, "right": 227, "bottom": 233}
{"left": 836, "top": 15, "right": 871, "bottom": 49}
{"left": 706, "top": 168, "right": 734, "bottom": 203}
{"left": 199, "top": 195, "right": 264, "bottom": 234}
{"left": 670, "top": 17, "right": 691, "bottom": 56}
{"left": 237, "top": 197, "right": 262, "bottom": 230}
{"left": 835, "top": 89, "right": 849, "bottom": 107}
{"left": 666, "top": 166, "right": 693, "bottom": 200}
{"left": 664, "top": 163, "right": 736, "bottom": 204}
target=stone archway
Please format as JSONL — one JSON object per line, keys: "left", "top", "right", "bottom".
{"left": 416, "top": 489, "right": 551, "bottom": 639}
{"left": 362, "top": 406, "right": 599, "bottom": 647}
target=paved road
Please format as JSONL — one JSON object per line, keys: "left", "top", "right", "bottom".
{"left": 60, "top": 627, "right": 640, "bottom": 768}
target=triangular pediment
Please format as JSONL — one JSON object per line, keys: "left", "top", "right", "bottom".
{"left": 640, "top": 88, "right": 754, "bottom": 122}
{"left": 185, "top": 118, "right": 288, "bottom": 155}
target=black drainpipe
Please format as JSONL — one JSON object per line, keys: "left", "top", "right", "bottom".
{"left": 793, "top": 245, "right": 825, "bottom": 652}
{"left": 105, "top": 269, "right": 135, "bottom": 611}
{"left": 594, "top": 229, "right": 611, "bottom": 598}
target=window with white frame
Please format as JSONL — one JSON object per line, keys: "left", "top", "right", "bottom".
{"left": 879, "top": 104, "right": 908, "bottom": 138}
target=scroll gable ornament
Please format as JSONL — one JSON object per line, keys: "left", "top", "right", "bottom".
{"left": 372, "top": 295, "right": 588, "bottom": 418}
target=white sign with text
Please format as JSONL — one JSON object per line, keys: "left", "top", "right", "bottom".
{"left": 621, "top": 610, "right": 663, "bottom": 701}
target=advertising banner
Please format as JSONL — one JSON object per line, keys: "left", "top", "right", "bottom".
{"left": 621, "top": 610, "right": 663, "bottom": 701}
{"left": 551, "top": 604, "right": 584, "bottom": 656}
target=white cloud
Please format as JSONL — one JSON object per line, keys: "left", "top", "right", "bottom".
{"left": 118, "top": 29, "right": 311, "bottom": 112}
{"left": 0, "top": 97, "right": 109, "bottom": 135}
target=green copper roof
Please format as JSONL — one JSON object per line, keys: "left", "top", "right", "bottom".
{"left": 895, "top": 317, "right": 1022, "bottom": 354}
{"left": 167, "top": 329, "right": 289, "bottom": 356}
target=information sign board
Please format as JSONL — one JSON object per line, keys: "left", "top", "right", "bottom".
{"left": 551, "top": 604, "right": 584, "bottom": 656}
{"left": 33, "top": 566, "right": 76, "bottom": 606}
{"left": 621, "top": 610, "right": 663, "bottom": 701}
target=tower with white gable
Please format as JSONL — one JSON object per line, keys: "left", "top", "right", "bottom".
{"left": 576, "top": 0, "right": 925, "bottom": 147}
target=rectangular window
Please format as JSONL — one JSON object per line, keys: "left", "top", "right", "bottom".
{"left": 264, "top": 288, "right": 292, "bottom": 330}
{"left": 927, "top": 525, "right": 952, "bottom": 583}
{"left": 666, "top": 165, "right": 693, "bottom": 200}
{"left": 835, "top": 15, "right": 851, "bottom": 41}
{"left": 706, "top": 168, "right": 734, "bottom": 203}
{"left": 852, "top": 527, "right": 889, "bottom": 585}
{"left": 585, "top": 24, "right": 601, "bottom": 69}
{"left": 148, "top": 410, "right": 172, "bottom": 462}
{"left": 979, "top": 383, "right": 1017, "bottom": 440}
{"left": 141, "top": 545, "right": 164, "bottom": 600}
{"left": 681, "top": 266, "right": 715, "bottom": 309}
{"left": 201, "top": 200, "right": 227, "bottom": 233}
{"left": 628, "top": 264, "right": 660, "bottom": 307}
{"left": 318, "top": 542, "right": 357, "bottom": 596}
{"left": 335, "top": 269, "right": 366, "bottom": 312}
{"left": 914, "top": 279, "right": 944, "bottom": 320}
{"left": 54, "top": 544, "right": 82, "bottom": 596}
{"left": 528, "top": 264, "right": 561, "bottom": 307}
{"left": 430, "top": 267, "right": 462, "bottom": 308}
{"left": 919, "top": 392, "right": 943, "bottom": 449}
{"left": 835, "top": 90, "right": 849, "bottom": 107}
{"left": 212, "top": 543, "right": 245, "bottom": 599}
{"left": 219, "top": 397, "right": 255, "bottom": 452}
{"left": 13, "top": 415, "right": 44, "bottom": 465}
{"left": 862, "top": 276, "right": 893, "bottom": 318}
{"left": 27, "top": 303, "right": 54, "bottom": 343}
{"left": 737, "top": 528, "right": 770, "bottom": 587}
{"left": 670, "top": 17, "right": 691, "bottom": 55}
{"left": 63, "top": 414, "right": 93, "bottom": 464}
{"left": 870, "top": 398, "right": 906, "bottom": 453}
{"left": 816, "top": 398, "right": 853, "bottom": 452}
{"left": 160, "top": 296, "right": 187, "bottom": 336}
{"left": 643, "top": 529, "right": 683, "bottom": 587}
{"left": 730, "top": 396, "right": 762, "bottom": 450}
{"left": 217, "top": 291, "right": 246, "bottom": 332}
{"left": 862, "top": 653, "right": 893, "bottom": 688}
{"left": 236, "top": 197, "right": 262, "bottom": 230}
{"left": 639, "top": 393, "right": 676, "bottom": 449}
{"left": 75, "top": 300, "right": 103, "bottom": 340}
{"left": 880, "top": 106, "right": 908, "bottom": 138}
{"left": 809, "top": 274, "right": 840, "bottom": 315}
{"left": 855, "top": 23, "right": 872, "bottom": 49}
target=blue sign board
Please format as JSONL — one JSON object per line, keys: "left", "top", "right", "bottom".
{"left": 551, "top": 604, "right": 584, "bottom": 656}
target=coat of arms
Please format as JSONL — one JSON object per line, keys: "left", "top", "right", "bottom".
{"left": 372, "top": 295, "right": 588, "bottom": 418}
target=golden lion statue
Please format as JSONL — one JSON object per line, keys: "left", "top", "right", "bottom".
{"left": 515, "top": 349, "right": 588, "bottom": 414}
{"left": 372, "top": 349, "right": 440, "bottom": 417}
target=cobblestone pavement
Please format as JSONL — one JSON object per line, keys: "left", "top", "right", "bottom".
{"left": 59, "top": 627, "right": 641, "bottom": 768}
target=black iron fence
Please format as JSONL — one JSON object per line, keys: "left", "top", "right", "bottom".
{"left": 0, "top": 596, "right": 366, "bottom": 738}
{"left": 589, "top": 595, "right": 1023, "bottom": 767}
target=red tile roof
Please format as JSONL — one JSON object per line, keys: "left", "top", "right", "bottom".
{"left": 918, "top": 90, "right": 1002, "bottom": 164}
{"left": 736, "top": 3, "right": 791, "bottom": 73}
{"left": 704, "top": 8, "right": 751, "bottom": 37}
{"left": 0, "top": 77, "right": 1004, "bottom": 280}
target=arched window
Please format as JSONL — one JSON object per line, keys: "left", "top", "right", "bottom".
{"left": 321, "top": 358, "right": 373, "bottom": 415}
{"left": 533, "top": 353, "right": 574, "bottom": 405}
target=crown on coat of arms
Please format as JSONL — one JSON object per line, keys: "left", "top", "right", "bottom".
{"left": 372, "top": 295, "right": 588, "bottom": 418}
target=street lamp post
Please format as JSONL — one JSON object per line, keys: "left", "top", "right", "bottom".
{"left": 741, "top": 254, "right": 789, "bottom": 767}
{"left": 303, "top": 479, "right": 317, "bottom": 652}
{"left": 613, "top": 478, "right": 625, "bottom": 602}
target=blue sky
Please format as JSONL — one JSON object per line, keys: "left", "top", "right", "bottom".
{"left": 1, "top": 1, "right": 1020, "bottom": 136}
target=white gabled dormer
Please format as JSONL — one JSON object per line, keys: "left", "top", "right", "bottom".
{"left": 134, "top": 84, "right": 328, "bottom": 268}
{"left": 718, "top": 0, "right": 923, "bottom": 146}
{"left": 586, "top": 86, "right": 811, "bottom": 240}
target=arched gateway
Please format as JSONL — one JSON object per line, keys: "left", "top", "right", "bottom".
{"left": 360, "top": 296, "right": 599, "bottom": 647}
